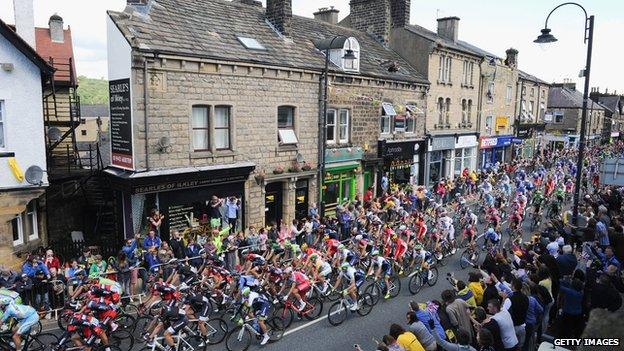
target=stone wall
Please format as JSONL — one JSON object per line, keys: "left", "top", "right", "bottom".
{"left": 349, "top": 0, "right": 392, "bottom": 44}
{"left": 479, "top": 62, "right": 518, "bottom": 136}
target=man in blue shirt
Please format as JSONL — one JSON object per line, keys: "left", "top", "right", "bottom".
{"left": 21, "top": 256, "right": 50, "bottom": 278}
{"left": 225, "top": 196, "right": 240, "bottom": 232}
{"left": 143, "top": 231, "right": 162, "bottom": 251}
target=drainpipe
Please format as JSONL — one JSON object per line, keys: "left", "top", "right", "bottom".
{"left": 476, "top": 60, "right": 485, "bottom": 168}
{"left": 143, "top": 58, "right": 150, "bottom": 171}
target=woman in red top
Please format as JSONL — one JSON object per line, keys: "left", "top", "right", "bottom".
{"left": 44, "top": 249, "right": 61, "bottom": 273}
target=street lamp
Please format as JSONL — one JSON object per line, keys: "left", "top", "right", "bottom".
{"left": 534, "top": 2, "right": 594, "bottom": 228}
{"left": 314, "top": 36, "right": 355, "bottom": 215}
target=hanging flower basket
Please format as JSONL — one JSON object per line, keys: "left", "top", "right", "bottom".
{"left": 301, "top": 162, "right": 312, "bottom": 171}
{"left": 273, "top": 166, "right": 284, "bottom": 174}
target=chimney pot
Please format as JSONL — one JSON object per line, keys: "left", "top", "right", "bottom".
{"left": 237, "top": 0, "right": 262, "bottom": 7}
{"left": 49, "top": 13, "right": 64, "bottom": 43}
{"left": 437, "top": 16, "right": 460, "bottom": 42}
{"left": 13, "top": 0, "right": 36, "bottom": 48}
{"left": 505, "top": 48, "right": 518, "bottom": 68}
{"left": 266, "top": 0, "right": 292, "bottom": 36}
{"left": 313, "top": 6, "right": 339, "bottom": 25}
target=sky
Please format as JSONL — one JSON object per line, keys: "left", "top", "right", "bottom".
{"left": 1, "top": 0, "right": 623, "bottom": 94}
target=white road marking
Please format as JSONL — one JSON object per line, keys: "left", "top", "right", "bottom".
{"left": 283, "top": 306, "right": 348, "bottom": 336}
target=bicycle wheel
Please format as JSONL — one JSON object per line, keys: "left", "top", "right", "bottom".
{"left": 326, "top": 288, "right": 341, "bottom": 302}
{"left": 57, "top": 309, "right": 73, "bottom": 331}
{"left": 427, "top": 267, "right": 439, "bottom": 286}
{"left": 184, "top": 331, "right": 207, "bottom": 351}
{"left": 356, "top": 294, "right": 374, "bottom": 316}
{"left": 363, "top": 283, "right": 381, "bottom": 305}
{"left": 110, "top": 328, "right": 134, "bottom": 350}
{"left": 29, "top": 320, "right": 42, "bottom": 335}
{"left": 225, "top": 326, "right": 252, "bottom": 351}
{"left": 133, "top": 315, "right": 154, "bottom": 340}
{"left": 95, "top": 345, "right": 121, "bottom": 351}
{"left": 205, "top": 317, "right": 228, "bottom": 345}
{"left": 272, "top": 303, "right": 294, "bottom": 329}
{"left": 388, "top": 276, "right": 401, "bottom": 298}
{"left": 29, "top": 332, "right": 58, "bottom": 351}
{"left": 460, "top": 249, "right": 473, "bottom": 269}
{"left": 408, "top": 273, "right": 423, "bottom": 294}
{"left": 303, "top": 297, "right": 323, "bottom": 320}
{"left": 267, "top": 317, "right": 285, "bottom": 343}
{"left": 116, "top": 313, "right": 136, "bottom": 331}
{"left": 327, "top": 301, "right": 348, "bottom": 326}
{"left": 122, "top": 302, "right": 140, "bottom": 317}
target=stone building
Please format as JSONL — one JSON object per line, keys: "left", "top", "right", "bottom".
{"left": 0, "top": 15, "right": 53, "bottom": 267}
{"left": 590, "top": 89, "right": 624, "bottom": 142}
{"left": 106, "top": 0, "right": 427, "bottom": 236}
{"left": 515, "top": 69, "right": 550, "bottom": 158}
{"left": 545, "top": 82, "right": 606, "bottom": 150}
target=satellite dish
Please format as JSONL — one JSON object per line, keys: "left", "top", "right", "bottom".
{"left": 25, "top": 165, "right": 44, "bottom": 185}
{"left": 296, "top": 152, "right": 305, "bottom": 164}
{"left": 48, "top": 127, "right": 62, "bottom": 142}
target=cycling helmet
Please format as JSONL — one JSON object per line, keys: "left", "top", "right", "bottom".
{"left": 309, "top": 253, "right": 318, "bottom": 261}
{"left": 371, "top": 249, "right": 380, "bottom": 256}
{"left": 0, "top": 297, "right": 12, "bottom": 306}
{"left": 414, "top": 244, "right": 423, "bottom": 250}
{"left": 487, "top": 228, "right": 495, "bottom": 234}
{"left": 241, "top": 287, "right": 251, "bottom": 297}
{"left": 340, "top": 262, "right": 350, "bottom": 270}
{"left": 355, "top": 235, "right": 363, "bottom": 241}
{"left": 337, "top": 244, "right": 345, "bottom": 251}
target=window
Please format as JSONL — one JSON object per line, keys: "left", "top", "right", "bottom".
{"left": 467, "top": 100, "right": 473, "bottom": 123}
{"left": 528, "top": 101, "right": 535, "bottom": 121}
{"left": 214, "top": 106, "right": 231, "bottom": 150}
{"left": 12, "top": 215, "right": 23, "bottom": 246}
{"left": 237, "top": 36, "right": 266, "bottom": 50}
{"left": 342, "top": 37, "right": 360, "bottom": 72}
{"left": 462, "top": 60, "right": 474, "bottom": 85}
{"left": 339, "top": 109, "right": 349, "bottom": 143}
{"left": 278, "top": 106, "right": 297, "bottom": 145}
{"left": 0, "top": 100, "right": 5, "bottom": 148}
{"left": 554, "top": 111, "right": 564, "bottom": 123}
{"left": 530, "top": 87, "right": 535, "bottom": 97}
{"left": 469, "top": 62, "right": 474, "bottom": 85}
{"left": 437, "top": 98, "right": 445, "bottom": 125}
{"left": 26, "top": 200, "right": 38, "bottom": 241}
{"left": 445, "top": 56, "right": 452, "bottom": 83}
{"left": 461, "top": 99, "right": 467, "bottom": 123}
{"left": 405, "top": 105, "right": 420, "bottom": 133}
{"left": 380, "top": 103, "right": 395, "bottom": 134}
{"left": 485, "top": 116, "right": 493, "bottom": 131}
{"left": 454, "top": 148, "right": 474, "bottom": 176}
{"left": 539, "top": 102, "right": 546, "bottom": 120}
{"left": 326, "top": 109, "right": 336, "bottom": 143}
{"left": 192, "top": 106, "right": 210, "bottom": 151}
{"left": 81, "top": 130, "right": 87, "bottom": 136}
{"left": 487, "top": 82, "right": 494, "bottom": 103}
{"left": 438, "top": 56, "right": 444, "bottom": 81}
{"left": 506, "top": 85, "right": 513, "bottom": 104}
{"left": 445, "top": 98, "right": 451, "bottom": 124}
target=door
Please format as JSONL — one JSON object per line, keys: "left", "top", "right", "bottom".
{"left": 265, "top": 182, "right": 283, "bottom": 226}
{"left": 295, "top": 180, "right": 309, "bottom": 220}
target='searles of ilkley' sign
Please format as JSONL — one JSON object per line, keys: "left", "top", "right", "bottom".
{"left": 109, "top": 78, "right": 134, "bottom": 170}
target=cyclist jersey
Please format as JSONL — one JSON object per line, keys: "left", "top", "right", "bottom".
{"left": 437, "top": 216, "right": 452, "bottom": 231}
{"left": 532, "top": 194, "right": 545, "bottom": 206}
{"left": 291, "top": 271, "right": 309, "bottom": 286}
{"left": 154, "top": 282, "right": 179, "bottom": 301}
{"left": 485, "top": 230, "right": 500, "bottom": 242}
{"left": 372, "top": 256, "right": 389, "bottom": 269}
{"left": 0, "top": 303, "right": 36, "bottom": 323}
{"left": 341, "top": 267, "right": 365, "bottom": 284}
{"left": 413, "top": 250, "right": 432, "bottom": 264}
{"left": 185, "top": 291, "right": 210, "bottom": 311}
{"left": 245, "top": 291, "right": 269, "bottom": 307}
{"left": 162, "top": 305, "right": 187, "bottom": 323}
{"left": 68, "top": 313, "right": 100, "bottom": 331}
{"left": 466, "top": 212, "right": 478, "bottom": 227}
{"left": 0, "top": 289, "right": 21, "bottom": 305}
{"left": 238, "top": 275, "right": 259, "bottom": 291}
{"left": 98, "top": 278, "right": 122, "bottom": 294}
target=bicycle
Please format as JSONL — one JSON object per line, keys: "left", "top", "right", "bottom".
{"left": 0, "top": 329, "right": 57, "bottom": 351}
{"left": 363, "top": 274, "right": 401, "bottom": 305}
{"left": 326, "top": 292, "right": 374, "bottom": 326}
{"left": 407, "top": 264, "right": 439, "bottom": 295}
{"left": 271, "top": 294, "right": 323, "bottom": 329}
{"left": 460, "top": 245, "right": 482, "bottom": 269}
{"left": 139, "top": 329, "right": 205, "bottom": 351}
{"left": 224, "top": 316, "right": 284, "bottom": 351}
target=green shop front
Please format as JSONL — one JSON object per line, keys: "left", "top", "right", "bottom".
{"left": 322, "top": 147, "right": 364, "bottom": 215}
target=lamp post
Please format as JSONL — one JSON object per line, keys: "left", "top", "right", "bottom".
{"left": 534, "top": 2, "right": 594, "bottom": 228}
{"left": 315, "top": 36, "right": 356, "bottom": 216}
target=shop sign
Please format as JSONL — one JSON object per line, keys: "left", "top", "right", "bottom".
{"left": 431, "top": 136, "right": 455, "bottom": 151}
{"left": 132, "top": 174, "right": 248, "bottom": 194}
{"left": 380, "top": 140, "right": 422, "bottom": 159}
{"left": 480, "top": 135, "right": 513, "bottom": 149}
{"left": 512, "top": 138, "right": 523, "bottom": 144}
{"left": 325, "top": 147, "right": 364, "bottom": 164}
{"left": 109, "top": 78, "right": 135, "bottom": 170}
{"left": 394, "top": 115, "right": 406, "bottom": 131}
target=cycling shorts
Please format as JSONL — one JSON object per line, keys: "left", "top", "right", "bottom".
{"left": 319, "top": 266, "right": 332, "bottom": 278}
{"left": 394, "top": 244, "right": 407, "bottom": 260}
{"left": 296, "top": 281, "right": 311, "bottom": 295}
{"left": 381, "top": 262, "right": 392, "bottom": 276}
{"left": 16, "top": 312, "right": 39, "bottom": 335}
{"left": 165, "top": 317, "right": 188, "bottom": 334}
{"left": 253, "top": 301, "right": 270, "bottom": 320}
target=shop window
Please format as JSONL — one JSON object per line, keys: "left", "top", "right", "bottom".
{"left": 326, "top": 109, "right": 336, "bottom": 144}
{"left": 191, "top": 105, "right": 210, "bottom": 151}
{"left": 380, "top": 103, "right": 395, "bottom": 134}
{"left": 0, "top": 100, "right": 5, "bottom": 148}
{"left": 487, "top": 82, "right": 494, "bottom": 103}
{"left": 445, "top": 98, "right": 451, "bottom": 124}
{"left": 214, "top": 106, "right": 231, "bottom": 150}
{"left": 278, "top": 105, "right": 298, "bottom": 145}
{"left": 26, "top": 200, "right": 38, "bottom": 241}
{"left": 12, "top": 215, "right": 23, "bottom": 246}
{"left": 461, "top": 99, "right": 467, "bottom": 123}
{"left": 467, "top": 100, "right": 473, "bottom": 123}
{"left": 437, "top": 98, "right": 445, "bottom": 125}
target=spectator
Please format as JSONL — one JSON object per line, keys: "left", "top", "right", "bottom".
{"left": 473, "top": 306, "right": 504, "bottom": 351}
{"left": 522, "top": 283, "right": 543, "bottom": 351}
{"left": 185, "top": 237, "right": 203, "bottom": 268}
{"left": 556, "top": 245, "right": 577, "bottom": 276}
{"left": 430, "top": 326, "right": 476, "bottom": 351}
{"left": 442, "top": 289, "right": 474, "bottom": 343}
{"left": 501, "top": 278, "right": 528, "bottom": 348}
{"left": 0, "top": 268, "right": 19, "bottom": 290}
{"left": 148, "top": 208, "right": 164, "bottom": 235}
{"left": 246, "top": 227, "right": 259, "bottom": 251}
{"left": 389, "top": 323, "right": 425, "bottom": 351}
{"left": 406, "top": 311, "right": 437, "bottom": 351}
{"left": 143, "top": 230, "right": 162, "bottom": 251}
{"left": 382, "top": 334, "right": 406, "bottom": 351}
{"left": 557, "top": 278, "right": 584, "bottom": 338}
{"left": 487, "top": 299, "right": 518, "bottom": 351}
{"left": 476, "top": 329, "right": 497, "bottom": 351}
{"left": 88, "top": 255, "right": 107, "bottom": 278}
{"left": 43, "top": 249, "right": 61, "bottom": 275}
{"left": 408, "top": 301, "right": 446, "bottom": 341}
{"left": 78, "top": 247, "right": 93, "bottom": 268}
{"left": 456, "top": 280, "right": 477, "bottom": 308}
{"left": 590, "top": 274, "right": 622, "bottom": 312}
{"left": 208, "top": 196, "right": 224, "bottom": 228}
{"left": 22, "top": 255, "right": 50, "bottom": 278}
{"left": 225, "top": 196, "right": 240, "bottom": 231}
{"left": 169, "top": 231, "right": 187, "bottom": 259}
{"left": 145, "top": 247, "right": 161, "bottom": 272}
{"left": 467, "top": 272, "right": 484, "bottom": 306}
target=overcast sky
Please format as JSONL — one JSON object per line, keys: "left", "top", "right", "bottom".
{"left": 1, "top": 0, "right": 623, "bottom": 93}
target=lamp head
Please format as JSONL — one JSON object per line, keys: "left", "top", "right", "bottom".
{"left": 534, "top": 28, "right": 558, "bottom": 44}
{"left": 343, "top": 49, "right": 357, "bottom": 60}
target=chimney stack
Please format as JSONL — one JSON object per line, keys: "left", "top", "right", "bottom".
{"left": 390, "top": 0, "right": 410, "bottom": 28}
{"left": 237, "top": 0, "right": 262, "bottom": 7}
{"left": 314, "top": 7, "right": 339, "bottom": 25}
{"left": 349, "top": 0, "right": 391, "bottom": 44}
{"left": 505, "top": 48, "right": 518, "bottom": 68}
{"left": 437, "top": 16, "right": 460, "bottom": 42}
{"left": 13, "top": 0, "right": 36, "bottom": 48}
{"left": 127, "top": 0, "right": 149, "bottom": 5}
{"left": 266, "top": 0, "right": 292, "bottom": 36}
{"left": 49, "top": 14, "right": 64, "bottom": 43}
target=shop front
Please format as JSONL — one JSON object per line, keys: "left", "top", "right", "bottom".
{"left": 516, "top": 123, "right": 546, "bottom": 159}
{"left": 479, "top": 135, "right": 515, "bottom": 168}
{"left": 426, "top": 134, "right": 477, "bottom": 185}
{"left": 322, "top": 147, "right": 363, "bottom": 215}
{"left": 106, "top": 162, "right": 255, "bottom": 241}
{"left": 378, "top": 139, "right": 426, "bottom": 187}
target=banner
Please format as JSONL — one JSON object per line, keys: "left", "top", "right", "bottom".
{"left": 109, "top": 78, "right": 134, "bottom": 170}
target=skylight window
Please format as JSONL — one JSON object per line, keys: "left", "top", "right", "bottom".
{"left": 237, "top": 37, "right": 266, "bottom": 50}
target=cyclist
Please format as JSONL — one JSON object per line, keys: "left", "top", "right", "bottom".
{"left": 281, "top": 267, "right": 310, "bottom": 312}
{"left": 484, "top": 227, "right": 500, "bottom": 248}
{"left": 412, "top": 244, "right": 435, "bottom": 281}
{"left": 367, "top": 249, "right": 392, "bottom": 299}
{"left": 532, "top": 189, "right": 545, "bottom": 215}
{"left": 333, "top": 262, "right": 365, "bottom": 311}
{"left": 241, "top": 287, "right": 271, "bottom": 345}
{"left": 182, "top": 286, "right": 211, "bottom": 346}
{"left": 390, "top": 233, "right": 408, "bottom": 274}
{"left": 306, "top": 253, "right": 332, "bottom": 294}
{"left": 147, "top": 304, "right": 188, "bottom": 351}
{"left": 0, "top": 297, "right": 39, "bottom": 350}
{"left": 65, "top": 312, "right": 106, "bottom": 351}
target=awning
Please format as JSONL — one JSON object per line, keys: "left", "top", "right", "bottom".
{"left": 325, "top": 161, "right": 359, "bottom": 173}
{"left": 382, "top": 102, "right": 397, "bottom": 116}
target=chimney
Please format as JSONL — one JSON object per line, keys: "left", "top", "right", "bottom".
{"left": 314, "top": 7, "right": 339, "bottom": 25}
{"left": 266, "top": 0, "right": 292, "bottom": 36}
{"left": 349, "top": 0, "right": 392, "bottom": 44}
{"left": 48, "top": 14, "right": 64, "bottom": 43}
{"left": 237, "top": 0, "right": 262, "bottom": 7}
{"left": 390, "top": 0, "right": 410, "bottom": 28}
{"left": 12, "top": 0, "right": 36, "bottom": 48}
{"left": 505, "top": 48, "right": 518, "bottom": 68}
{"left": 437, "top": 16, "right": 460, "bottom": 42}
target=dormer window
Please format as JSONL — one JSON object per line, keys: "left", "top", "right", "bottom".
{"left": 327, "top": 37, "right": 360, "bottom": 73}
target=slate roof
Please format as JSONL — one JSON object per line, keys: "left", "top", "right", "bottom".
{"left": 593, "top": 96, "right": 620, "bottom": 114}
{"left": 404, "top": 24, "right": 499, "bottom": 59}
{"left": 81, "top": 104, "right": 110, "bottom": 117}
{"left": 518, "top": 70, "right": 549, "bottom": 85}
{"left": 107, "top": 0, "right": 428, "bottom": 84}
{"left": 0, "top": 18, "right": 54, "bottom": 75}
{"left": 548, "top": 85, "right": 605, "bottom": 110}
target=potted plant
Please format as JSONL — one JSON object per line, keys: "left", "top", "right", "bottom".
{"left": 288, "top": 160, "right": 301, "bottom": 173}
{"left": 273, "top": 165, "right": 284, "bottom": 174}
{"left": 301, "top": 162, "right": 312, "bottom": 171}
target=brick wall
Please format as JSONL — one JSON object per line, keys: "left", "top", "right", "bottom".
{"left": 266, "top": 0, "right": 292, "bottom": 36}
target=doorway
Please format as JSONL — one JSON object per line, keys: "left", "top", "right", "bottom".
{"left": 265, "top": 182, "right": 283, "bottom": 226}
{"left": 295, "top": 180, "right": 309, "bottom": 220}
